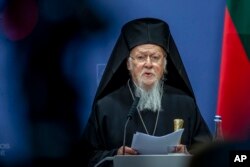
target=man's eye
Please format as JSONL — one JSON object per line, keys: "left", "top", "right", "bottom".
{"left": 152, "top": 56, "right": 160, "bottom": 60}
{"left": 137, "top": 56, "right": 145, "bottom": 60}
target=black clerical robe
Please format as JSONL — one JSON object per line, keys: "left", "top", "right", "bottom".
{"left": 83, "top": 83, "right": 212, "bottom": 167}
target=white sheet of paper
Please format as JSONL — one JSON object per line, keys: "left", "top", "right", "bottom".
{"left": 131, "top": 129, "right": 184, "bottom": 154}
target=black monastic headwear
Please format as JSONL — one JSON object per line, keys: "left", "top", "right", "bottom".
{"left": 94, "top": 18, "right": 195, "bottom": 103}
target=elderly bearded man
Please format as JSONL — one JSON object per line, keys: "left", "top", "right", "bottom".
{"left": 81, "top": 18, "right": 212, "bottom": 167}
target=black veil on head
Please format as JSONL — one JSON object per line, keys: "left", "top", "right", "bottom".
{"left": 94, "top": 18, "right": 195, "bottom": 103}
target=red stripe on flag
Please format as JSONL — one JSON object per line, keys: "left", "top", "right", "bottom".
{"left": 217, "top": 8, "right": 250, "bottom": 140}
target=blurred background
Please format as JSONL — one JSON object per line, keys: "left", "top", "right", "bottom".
{"left": 0, "top": 0, "right": 225, "bottom": 166}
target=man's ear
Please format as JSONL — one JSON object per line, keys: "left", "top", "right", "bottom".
{"left": 127, "top": 59, "right": 132, "bottom": 70}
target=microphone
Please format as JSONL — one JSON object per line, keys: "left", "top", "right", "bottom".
{"left": 122, "top": 97, "right": 139, "bottom": 155}
{"left": 127, "top": 97, "right": 140, "bottom": 119}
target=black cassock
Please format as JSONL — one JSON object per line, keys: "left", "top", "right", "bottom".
{"left": 82, "top": 81, "right": 212, "bottom": 166}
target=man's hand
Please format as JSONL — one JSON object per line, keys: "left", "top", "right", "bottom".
{"left": 173, "top": 144, "right": 190, "bottom": 154}
{"left": 117, "top": 146, "right": 138, "bottom": 155}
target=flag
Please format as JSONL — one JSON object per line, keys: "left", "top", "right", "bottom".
{"left": 217, "top": 0, "right": 250, "bottom": 140}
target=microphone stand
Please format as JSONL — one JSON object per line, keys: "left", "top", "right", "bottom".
{"left": 123, "top": 117, "right": 131, "bottom": 155}
{"left": 122, "top": 97, "right": 139, "bottom": 155}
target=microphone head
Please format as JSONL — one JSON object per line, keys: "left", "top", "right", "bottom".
{"left": 127, "top": 97, "right": 140, "bottom": 119}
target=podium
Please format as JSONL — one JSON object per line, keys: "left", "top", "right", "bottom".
{"left": 114, "top": 154, "right": 191, "bottom": 167}
{"left": 95, "top": 154, "right": 192, "bottom": 167}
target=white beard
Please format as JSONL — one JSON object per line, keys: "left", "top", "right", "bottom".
{"left": 135, "top": 79, "right": 163, "bottom": 112}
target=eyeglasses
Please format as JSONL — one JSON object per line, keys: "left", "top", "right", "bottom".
{"left": 130, "top": 54, "right": 164, "bottom": 63}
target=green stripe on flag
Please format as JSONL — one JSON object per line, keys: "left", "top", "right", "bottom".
{"left": 227, "top": 0, "right": 250, "bottom": 60}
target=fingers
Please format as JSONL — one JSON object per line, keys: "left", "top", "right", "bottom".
{"left": 117, "top": 146, "right": 138, "bottom": 155}
{"left": 125, "top": 147, "right": 138, "bottom": 155}
{"left": 117, "top": 145, "right": 189, "bottom": 155}
{"left": 174, "top": 144, "right": 190, "bottom": 154}
{"left": 175, "top": 145, "right": 185, "bottom": 153}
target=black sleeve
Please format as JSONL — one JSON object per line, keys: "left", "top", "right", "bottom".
{"left": 189, "top": 105, "right": 213, "bottom": 154}
{"left": 80, "top": 104, "right": 117, "bottom": 167}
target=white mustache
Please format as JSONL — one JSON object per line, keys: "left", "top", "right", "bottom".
{"left": 140, "top": 70, "right": 156, "bottom": 77}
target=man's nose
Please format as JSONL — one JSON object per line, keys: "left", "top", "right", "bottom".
{"left": 144, "top": 56, "right": 153, "bottom": 66}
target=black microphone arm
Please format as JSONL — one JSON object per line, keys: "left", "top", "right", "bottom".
{"left": 122, "top": 97, "right": 139, "bottom": 155}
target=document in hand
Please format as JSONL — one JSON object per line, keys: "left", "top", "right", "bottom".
{"left": 131, "top": 129, "right": 184, "bottom": 154}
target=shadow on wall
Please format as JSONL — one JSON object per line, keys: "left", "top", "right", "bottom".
{"left": 0, "top": 0, "right": 109, "bottom": 166}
